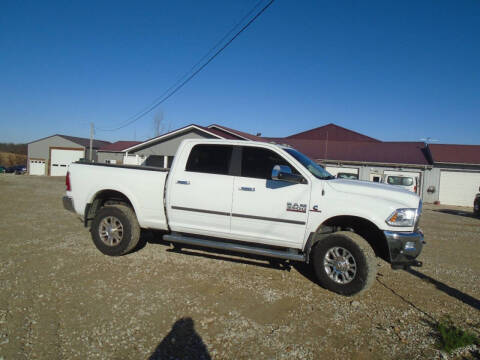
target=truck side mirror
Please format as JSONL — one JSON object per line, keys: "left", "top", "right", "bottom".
{"left": 271, "top": 165, "right": 305, "bottom": 184}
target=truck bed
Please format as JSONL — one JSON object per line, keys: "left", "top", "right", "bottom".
{"left": 67, "top": 162, "right": 169, "bottom": 230}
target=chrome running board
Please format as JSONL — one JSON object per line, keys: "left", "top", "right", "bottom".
{"left": 163, "top": 233, "right": 306, "bottom": 262}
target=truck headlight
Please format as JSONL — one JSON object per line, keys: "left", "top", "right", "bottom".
{"left": 386, "top": 208, "right": 417, "bottom": 227}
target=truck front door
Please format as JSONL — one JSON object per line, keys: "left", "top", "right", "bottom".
{"left": 230, "top": 146, "right": 310, "bottom": 249}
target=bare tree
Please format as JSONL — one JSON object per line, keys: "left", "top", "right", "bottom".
{"left": 153, "top": 110, "right": 164, "bottom": 137}
{"left": 153, "top": 110, "right": 173, "bottom": 137}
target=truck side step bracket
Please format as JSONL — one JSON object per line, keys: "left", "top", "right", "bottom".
{"left": 163, "top": 234, "right": 306, "bottom": 262}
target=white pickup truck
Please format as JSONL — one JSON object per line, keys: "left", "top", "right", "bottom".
{"left": 63, "top": 139, "right": 424, "bottom": 295}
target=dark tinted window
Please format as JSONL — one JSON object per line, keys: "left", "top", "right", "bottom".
{"left": 186, "top": 145, "right": 233, "bottom": 175}
{"left": 144, "top": 155, "right": 165, "bottom": 168}
{"left": 241, "top": 146, "right": 299, "bottom": 179}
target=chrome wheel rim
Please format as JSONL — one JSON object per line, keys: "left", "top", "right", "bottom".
{"left": 324, "top": 246, "right": 357, "bottom": 284}
{"left": 99, "top": 216, "right": 124, "bottom": 246}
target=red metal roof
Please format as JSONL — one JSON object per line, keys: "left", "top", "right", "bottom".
{"left": 87, "top": 123, "right": 435, "bottom": 166}
{"left": 99, "top": 141, "right": 142, "bottom": 152}
{"left": 286, "top": 123, "right": 381, "bottom": 142}
{"left": 429, "top": 144, "right": 480, "bottom": 165}
{"left": 270, "top": 139, "right": 429, "bottom": 165}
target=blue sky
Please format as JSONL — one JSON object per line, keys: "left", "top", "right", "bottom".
{"left": 1, "top": 0, "right": 479, "bottom": 144}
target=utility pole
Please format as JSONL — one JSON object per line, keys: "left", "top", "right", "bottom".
{"left": 89, "top": 123, "right": 94, "bottom": 162}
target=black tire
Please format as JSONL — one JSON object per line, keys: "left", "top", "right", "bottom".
{"left": 90, "top": 205, "right": 141, "bottom": 256}
{"left": 312, "top": 231, "right": 377, "bottom": 296}
{"left": 474, "top": 199, "right": 480, "bottom": 217}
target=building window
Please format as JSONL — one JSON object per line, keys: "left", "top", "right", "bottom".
{"left": 144, "top": 155, "right": 165, "bottom": 168}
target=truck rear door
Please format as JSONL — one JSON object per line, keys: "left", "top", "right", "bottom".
{"left": 167, "top": 144, "right": 234, "bottom": 237}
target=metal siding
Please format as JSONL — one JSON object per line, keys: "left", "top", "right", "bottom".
{"left": 421, "top": 168, "right": 440, "bottom": 204}
{"left": 97, "top": 152, "right": 125, "bottom": 164}
{"left": 28, "top": 135, "right": 82, "bottom": 161}
{"left": 130, "top": 129, "right": 215, "bottom": 157}
{"left": 358, "top": 166, "right": 370, "bottom": 181}
{"left": 325, "top": 166, "right": 359, "bottom": 177}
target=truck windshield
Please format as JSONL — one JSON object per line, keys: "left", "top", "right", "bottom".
{"left": 283, "top": 148, "right": 334, "bottom": 180}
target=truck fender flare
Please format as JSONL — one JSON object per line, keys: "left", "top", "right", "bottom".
{"left": 86, "top": 187, "right": 140, "bottom": 225}
{"left": 303, "top": 215, "right": 386, "bottom": 262}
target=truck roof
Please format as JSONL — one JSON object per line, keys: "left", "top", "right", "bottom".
{"left": 180, "top": 138, "right": 294, "bottom": 150}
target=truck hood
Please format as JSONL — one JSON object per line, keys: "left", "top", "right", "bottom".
{"left": 325, "top": 179, "right": 420, "bottom": 208}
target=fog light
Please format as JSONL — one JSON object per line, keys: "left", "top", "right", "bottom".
{"left": 404, "top": 241, "right": 416, "bottom": 251}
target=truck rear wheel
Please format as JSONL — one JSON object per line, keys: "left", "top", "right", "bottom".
{"left": 312, "top": 231, "right": 377, "bottom": 296}
{"left": 90, "top": 205, "right": 140, "bottom": 256}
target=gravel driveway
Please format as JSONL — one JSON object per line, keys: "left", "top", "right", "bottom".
{"left": 0, "top": 175, "right": 479, "bottom": 359}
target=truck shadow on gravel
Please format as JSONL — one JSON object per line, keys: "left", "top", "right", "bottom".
{"left": 375, "top": 275, "right": 480, "bottom": 359}
{"left": 377, "top": 269, "right": 480, "bottom": 313}
{"left": 149, "top": 317, "right": 211, "bottom": 360}
{"left": 432, "top": 209, "right": 479, "bottom": 219}
{"left": 142, "top": 230, "right": 294, "bottom": 271}
{"left": 135, "top": 232, "right": 480, "bottom": 312}
{"left": 406, "top": 269, "right": 480, "bottom": 312}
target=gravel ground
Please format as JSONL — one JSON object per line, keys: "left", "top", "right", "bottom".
{"left": 0, "top": 175, "right": 479, "bottom": 359}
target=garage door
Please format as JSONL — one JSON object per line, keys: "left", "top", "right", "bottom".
{"left": 50, "top": 149, "right": 84, "bottom": 176}
{"left": 29, "top": 159, "right": 46, "bottom": 175}
{"left": 439, "top": 171, "right": 480, "bottom": 207}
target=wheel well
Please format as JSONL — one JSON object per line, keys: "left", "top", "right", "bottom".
{"left": 84, "top": 190, "right": 134, "bottom": 227}
{"left": 315, "top": 216, "right": 389, "bottom": 261}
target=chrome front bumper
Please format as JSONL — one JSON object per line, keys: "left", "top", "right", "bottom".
{"left": 384, "top": 230, "right": 425, "bottom": 269}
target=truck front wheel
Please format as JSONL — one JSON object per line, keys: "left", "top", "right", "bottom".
{"left": 312, "top": 231, "right": 377, "bottom": 296}
{"left": 90, "top": 205, "right": 140, "bottom": 256}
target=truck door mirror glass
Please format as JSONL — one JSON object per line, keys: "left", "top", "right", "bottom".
{"left": 272, "top": 165, "right": 304, "bottom": 184}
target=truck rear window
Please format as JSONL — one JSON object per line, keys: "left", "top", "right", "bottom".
{"left": 387, "top": 176, "right": 413, "bottom": 186}
{"left": 337, "top": 172, "right": 358, "bottom": 180}
{"left": 186, "top": 145, "right": 233, "bottom": 175}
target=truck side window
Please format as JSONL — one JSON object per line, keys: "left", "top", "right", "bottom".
{"left": 241, "top": 147, "right": 299, "bottom": 179}
{"left": 186, "top": 145, "right": 233, "bottom": 175}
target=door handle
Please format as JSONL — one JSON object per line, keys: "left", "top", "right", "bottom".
{"left": 176, "top": 180, "right": 190, "bottom": 185}
{"left": 239, "top": 186, "right": 255, "bottom": 192}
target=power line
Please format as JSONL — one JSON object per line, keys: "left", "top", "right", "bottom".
{"left": 97, "top": 0, "right": 275, "bottom": 132}
{"left": 98, "top": 0, "right": 266, "bottom": 132}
